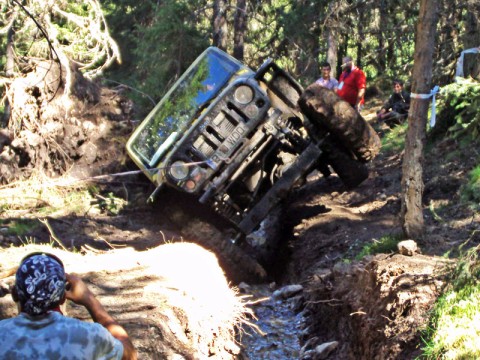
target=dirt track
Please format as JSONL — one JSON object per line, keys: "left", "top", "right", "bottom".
{"left": 1, "top": 89, "right": 479, "bottom": 357}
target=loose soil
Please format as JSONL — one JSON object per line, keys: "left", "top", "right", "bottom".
{"left": 1, "top": 73, "right": 479, "bottom": 358}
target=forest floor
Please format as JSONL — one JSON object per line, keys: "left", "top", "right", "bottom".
{"left": 0, "top": 96, "right": 479, "bottom": 359}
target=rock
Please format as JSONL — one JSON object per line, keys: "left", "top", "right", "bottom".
{"left": 237, "top": 282, "right": 251, "bottom": 293}
{"left": 312, "top": 268, "right": 332, "bottom": 281}
{"left": 314, "top": 341, "right": 339, "bottom": 359}
{"left": 287, "top": 294, "right": 304, "bottom": 312}
{"left": 300, "top": 336, "right": 319, "bottom": 355}
{"left": 300, "top": 349, "right": 315, "bottom": 360}
{"left": 397, "top": 239, "right": 419, "bottom": 256}
{"left": 245, "top": 228, "right": 267, "bottom": 247}
{"left": 78, "top": 141, "right": 97, "bottom": 165}
{"left": 272, "top": 284, "right": 303, "bottom": 300}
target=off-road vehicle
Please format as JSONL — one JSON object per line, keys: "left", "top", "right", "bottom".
{"left": 126, "top": 47, "right": 380, "bottom": 242}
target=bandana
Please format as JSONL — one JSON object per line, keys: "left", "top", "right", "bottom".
{"left": 15, "top": 253, "right": 66, "bottom": 316}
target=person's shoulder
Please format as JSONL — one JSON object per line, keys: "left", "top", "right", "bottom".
{"left": 0, "top": 316, "right": 17, "bottom": 328}
{"left": 59, "top": 315, "right": 104, "bottom": 331}
{"left": 355, "top": 67, "right": 366, "bottom": 76}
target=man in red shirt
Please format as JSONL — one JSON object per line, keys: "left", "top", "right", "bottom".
{"left": 337, "top": 56, "right": 366, "bottom": 112}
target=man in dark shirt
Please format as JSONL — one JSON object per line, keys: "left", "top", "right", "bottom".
{"left": 377, "top": 79, "right": 411, "bottom": 128}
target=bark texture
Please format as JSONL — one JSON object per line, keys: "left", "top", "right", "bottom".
{"left": 463, "top": 1, "right": 480, "bottom": 79}
{"left": 213, "top": 0, "right": 228, "bottom": 51}
{"left": 233, "top": 0, "right": 247, "bottom": 61}
{"left": 400, "top": 0, "right": 439, "bottom": 239}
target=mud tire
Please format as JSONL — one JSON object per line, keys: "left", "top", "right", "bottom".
{"left": 298, "top": 83, "right": 381, "bottom": 163}
{"left": 322, "top": 138, "right": 369, "bottom": 188}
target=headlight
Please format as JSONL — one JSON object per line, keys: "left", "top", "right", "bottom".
{"left": 234, "top": 85, "right": 254, "bottom": 105}
{"left": 170, "top": 161, "right": 189, "bottom": 180}
{"left": 245, "top": 104, "right": 259, "bottom": 118}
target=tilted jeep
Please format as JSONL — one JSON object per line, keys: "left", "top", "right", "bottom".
{"left": 126, "top": 47, "right": 380, "bottom": 242}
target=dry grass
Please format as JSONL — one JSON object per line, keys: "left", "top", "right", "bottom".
{"left": 0, "top": 173, "right": 94, "bottom": 217}
{"left": 0, "top": 172, "right": 128, "bottom": 218}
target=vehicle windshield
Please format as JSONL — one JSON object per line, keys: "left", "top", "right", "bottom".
{"left": 129, "top": 48, "right": 245, "bottom": 166}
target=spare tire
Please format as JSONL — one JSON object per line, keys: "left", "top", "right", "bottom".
{"left": 298, "top": 83, "right": 381, "bottom": 163}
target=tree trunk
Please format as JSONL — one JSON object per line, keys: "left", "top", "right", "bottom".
{"left": 356, "top": 7, "right": 364, "bottom": 68}
{"left": 377, "top": 0, "right": 387, "bottom": 73}
{"left": 326, "top": 3, "right": 338, "bottom": 79}
{"left": 338, "top": 33, "right": 349, "bottom": 76}
{"left": 463, "top": 1, "right": 480, "bottom": 79}
{"left": 327, "top": 29, "right": 338, "bottom": 79}
{"left": 400, "top": 0, "right": 439, "bottom": 240}
{"left": 213, "top": 0, "right": 228, "bottom": 51}
{"left": 2, "top": 21, "right": 15, "bottom": 128}
{"left": 386, "top": 4, "right": 396, "bottom": 69}
{"left": 233, "top": 0, "right": 247, "bottom": 61}
{"left": 436, "top": 0, "right": 461, "bottom": 83}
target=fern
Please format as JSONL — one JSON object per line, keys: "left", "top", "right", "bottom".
{"left": 435, "top": 80, "right": 480, "bottom": 140}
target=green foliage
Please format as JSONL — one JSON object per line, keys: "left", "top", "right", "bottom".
{"left": 380, "top": 122, "right": 408, "bottom": 155}
{"left": 88, "top": 189, "right": 126, "bottom": 216}
{"left": 355, "top": 234, "right": 402, "bottom": 260}
{"left": 460, "top": 165, "right": 480, "bottom": 206}
{"left": 133, "top": 1, "right": 209, "bottom": 101}
{"left": 3, "top": 0, "right": 120, "bottom": 78}
{"left": 0, "top": 219, "right": 39, "bottom": 236}
{"left": 102, "top": 0, "right": 210, "bottom": 116}
{"left": 420, "top": 246, "right": 480, "bottom": 359}
{"left": 432, "top": 80, "right": 480, "bottom": 140}
{"left": 100, "top": 0, "right": 425, "bottom": 100}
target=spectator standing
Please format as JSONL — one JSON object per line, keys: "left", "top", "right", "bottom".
{"left": 377, "top": 79, "right": 411, "bottom": 128}
{"left": 315, "top": 62, "right": 339, "bottom": 91}
{"left": 337, "top": 56, "right": 367, "bottom": 112}
{"left": 0, "top": 252, "right": 137, "bottom": 360}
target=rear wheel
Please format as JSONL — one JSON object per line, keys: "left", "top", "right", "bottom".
{"left": 321, "top": 137, "right": 369, "bottom": 189}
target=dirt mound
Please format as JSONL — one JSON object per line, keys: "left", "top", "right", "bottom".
{"left": 301, "top": 254, "right": 452, "bottom": 359}
{"left": 0, "top": 60, "right": 133, "bottom": 184}
{"left": 0, "top": 243, "right": 249, "bottom": 359}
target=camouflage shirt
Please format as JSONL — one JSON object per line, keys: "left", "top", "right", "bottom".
{"left": 0, "top": 311, "right": 123, "bottom": 359}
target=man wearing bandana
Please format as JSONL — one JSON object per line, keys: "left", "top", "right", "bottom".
{"left": 0, "top": 252, "right": 137, "bottom": 359}
{"left": 336, "top": 56, "right": 367, "bottom": 112}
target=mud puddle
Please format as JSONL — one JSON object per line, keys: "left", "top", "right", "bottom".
{"left": 240, "top": 284, "right": 304, "bottom": 359}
